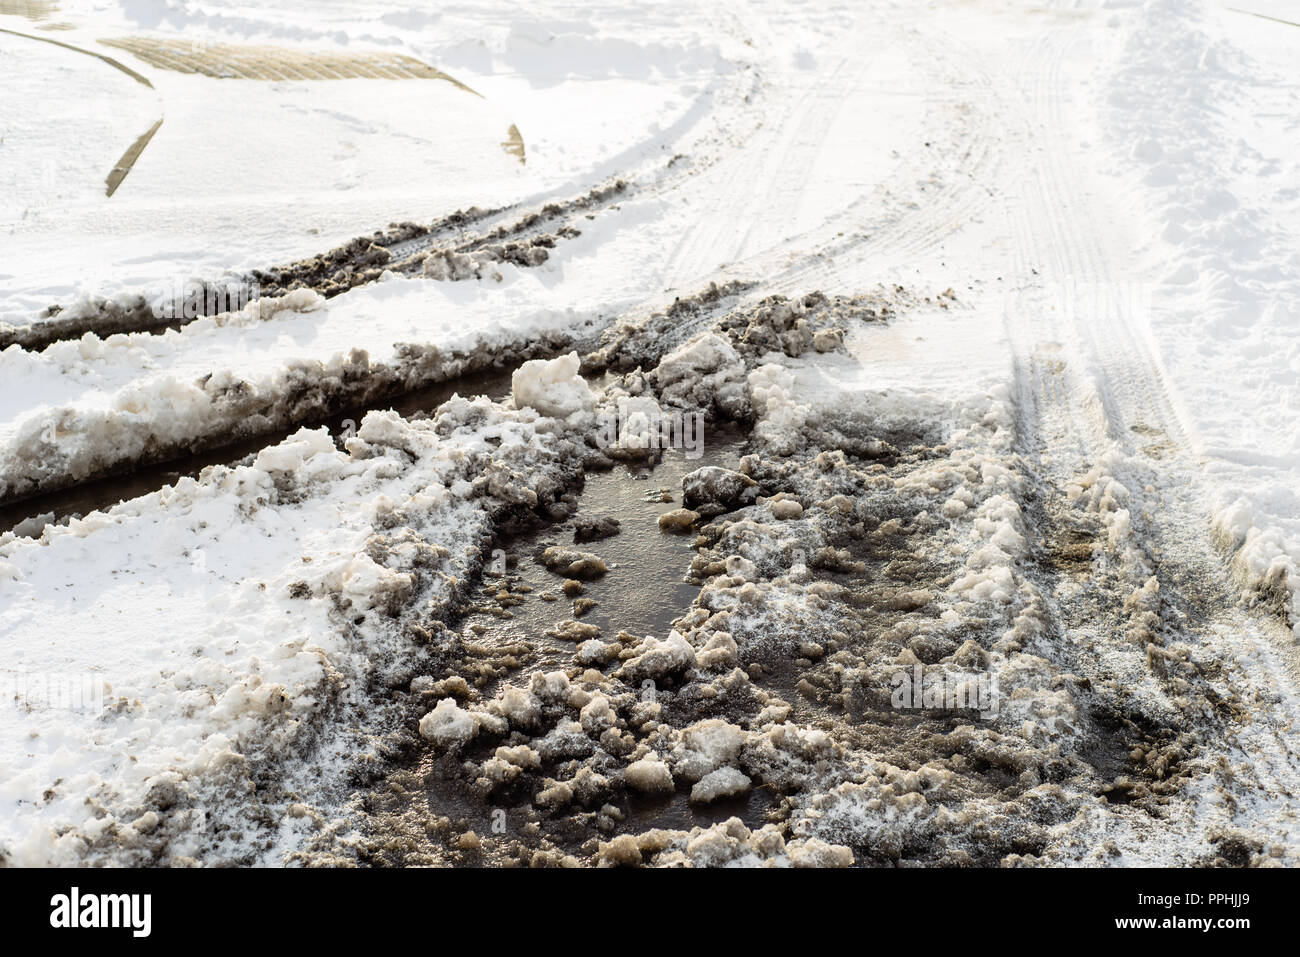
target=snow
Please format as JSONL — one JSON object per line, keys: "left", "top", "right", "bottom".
{"left": 509, "top": 351, "right": 594, "bottom": 420}
{"left": 0, "top": 273, "right": 595, "bottom": 499}
{"left": 690, "top": 766, "right": 751, "bottom": 804}
{"left": 624, "top": 757, "right": 674, "bottom": 794}
{"left": 1093, "top": 0, "right": 1300, "bottom": 632}
{"left": 4, "top": 0, "right": 1300, "bottom": 868}
{"left": 419, "top": 699, "right": 479, "bottom": 751}
{"left": 0, "top": 385, "right": 600, "bottom": 863}
{"left": 617, "top": 631, "right": 696, "bottom": 683}
{"left": 0, "top": 0, "right": 745, "bottom": 326}
{"left": 671, "top": 718, "right": 747, "bottom": 783}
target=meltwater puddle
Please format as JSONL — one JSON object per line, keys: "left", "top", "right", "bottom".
{"left": 462, "top": 423, "right": 749, "bottom": 676}
{"left": 361, "top": 425, "right": 784, "bottom": 864}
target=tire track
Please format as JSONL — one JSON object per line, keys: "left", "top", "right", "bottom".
{"left": 757, "top": 24, "right": 1016, "bottom": 297}
{"left": 1001, "top": 12, "right": 1300, "bottom": 859}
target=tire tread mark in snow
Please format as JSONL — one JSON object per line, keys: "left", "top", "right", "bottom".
{"left": 1006, "top": 13, "right": 1300, "bottom": 852}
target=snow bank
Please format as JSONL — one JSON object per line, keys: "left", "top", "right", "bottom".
{"left": 0, "top": 379, "right": 600, "bottom": 864}
{"left": 0, "top": 275, "right": 591, "bottom": 503}
{"left": 1099, "top": 0, "right": 1300, "bottom": 633}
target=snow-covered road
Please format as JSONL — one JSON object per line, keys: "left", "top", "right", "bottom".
{"left": 2, "top": 0, "right": 1298, "bottom": 866}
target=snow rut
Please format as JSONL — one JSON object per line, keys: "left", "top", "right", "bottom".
{"left": 0, "top": 180, "right": 625, "bottom": 352}
{"left": 996, "top": 15, "right": 1300, "bottom": 861}
{"left": 756, "top": 22, "right": 1014, "bottom": 298}
{"left": 282, "top": 282, "right": 1294, "bottom": 867}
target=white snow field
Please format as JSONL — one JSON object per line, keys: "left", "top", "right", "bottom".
{"left": 1, "top": 0, "right": 1299, "bottom": 866}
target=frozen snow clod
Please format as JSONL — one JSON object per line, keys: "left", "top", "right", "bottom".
{"left": 682, "top": 466, "right": 757, "bottom": 517}
{"left": 658, "top": 507, "right": 700, "bottom": 532}
{"left": 238, "top": 287, "right": 324, "bottom": 323}
{"left": 489, "top": 685, "right": 543, "bottom": 730}
{"left": 547, "top": 619, "right": 601, "bottom": 642}
{"left": 787, "top": 837, "right": 854, "bottom": 868}
{"left": 597, "top": 834, "right": 643, "bottom": 867}
{"left": 335, "top": 553, "right": 417, "bottom": 616}
{"left": 811, "top": 328, "right": 844, "bottom": 353}
{"left": 252, "top": 426, "right": 337, "bottom": 474}
{"left": 540, "top": 546, "right": 609, "bottom": 579}
{"left": 672, "top": 718, "right": 748, "bottom": 782}
{"left": 609, "top": 394, "right": 667, "bottom": 454}
{"left": 696, "top": 631, "right": 739, "bottom": 670}
{"left": 576, "top": 639, "right": 619, "bottom": 666}
{"left": 511, "top": 351, "right": 595, "bottom": 419}
{"left": 618, "top": 631, "right": 697, "bottom": 682}
{"left": 419, "top": 698, "right": 479, "bottom": 750}
{"left": 652, "top": 332, "right": 749, "bottom": 418}
{"left": 769, "top": 499, "right": 803, "bottom": 520}
{"left": 690, "top": 766, "right": 752, "bottom": 803}
{"left": 580, "top": 694, "right": 616, "bottom": 734}
{"left": 421, "top": 250, "right": 500, "bottom": 282}
{"left": 747, "top": 364, "right": 810, "bottom": 455}
{"left": 625, "top": 757, "right": 675, "bottom": 794}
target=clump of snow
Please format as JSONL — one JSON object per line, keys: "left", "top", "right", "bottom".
{"left": 511, "top": 351, "right": 595, "bottom": 420}
{"left": 682, "top": 465, "right": 757, "bottom": 517}
{"left": 617, "top": 631, "right": 697, "bottom": 682}
{"left": 690, "top": 766, "right": 752, "bottom": 803}
{"left": 672, "top": 718, "right": 747, "bottom": 782}
{"left": 625, "top": 757, "right": 675, "bottom": 794}
{"left": 653, "top": 332, "right": 748, "bottom": 417}
{"left": 419, "top": 698, "right": 479, "bottom": 750}
{"left": 747, "top": 364, "right": 810, "bottom": 455}
{"left": 1213, "top": 498, "right": 1300, "bottom": 636}
{"left": 657, "top": 507, "right": 699, "bottom": 532}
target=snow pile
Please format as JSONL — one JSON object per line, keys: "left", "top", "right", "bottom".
{"left": 0, "top": 373, "right": 605, "bottom": 864}
{"left": 0, "top": 275, "right": 590, "bottom": 502}
{"left": 1214, "top": 499, "right": 1300, "bottom": 632}
{"left": 652, "top": 332, "right": 749, "bottom": 418}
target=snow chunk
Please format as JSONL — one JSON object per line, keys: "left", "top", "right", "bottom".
{"left": 419, "top": 698, "right": 479, "bottom": 750}
{"left": 787, "top": 837, "right": 854, "bottom": 868}
{"left": 673, "top": 718, "right": 748, "bottom": 782}
{"left": 511, "top": 351, "right": 595, "bottom": 419}
{"left": 490, "top": 686, "right": 542, "bottom": 729}
{"left": 619, "top": 631, "right": 696, "bottom": 682}
{"left": 250, "top": 427, "right": 337, "bottom": 474}
{"left": 690, "top": 766, "right": 752, "bottom": 803}
{"left": 658, "top": 508, "right": 699, "bottom": 532}
{"left": 682, "top": 466, "right": 756, "bottom": 516}
{"left": 654, "top": 332, "right": 747, "bottom": 415}
{"left": 625, "top": 758, "right": 675, "bottom": 794}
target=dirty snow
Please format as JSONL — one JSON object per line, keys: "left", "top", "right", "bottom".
{"left": 3, "top": 0, "right": 1300, "bottom": 868}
